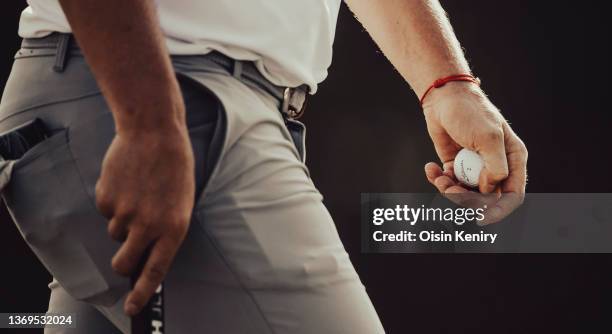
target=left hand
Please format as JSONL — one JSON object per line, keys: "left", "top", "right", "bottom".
{"left": 421, "top": 82, "right": 528, "bottom": 224}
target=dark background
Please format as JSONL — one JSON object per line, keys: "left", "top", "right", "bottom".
{"left": 1, "top": 1, "right": 611, "bottom": 333}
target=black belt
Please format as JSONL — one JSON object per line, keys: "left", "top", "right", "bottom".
{"left": 18, "top": 33, "right": 308, "bottom": 119}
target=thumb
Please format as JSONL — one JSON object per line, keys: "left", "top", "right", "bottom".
{"left": 475, "top": 129, "right": 508, "bottom": 193}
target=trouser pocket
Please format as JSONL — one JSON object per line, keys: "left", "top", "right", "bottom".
{"left": 2, "top": 122, "right": 129, "bottom": 307}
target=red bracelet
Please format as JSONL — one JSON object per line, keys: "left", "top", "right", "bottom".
{"left": 419, "top": 74, "right": 481, "bottom": 105}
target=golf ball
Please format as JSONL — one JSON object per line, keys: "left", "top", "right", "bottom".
{"left": 454, "top": 148, "right": 483, "bottom": 187}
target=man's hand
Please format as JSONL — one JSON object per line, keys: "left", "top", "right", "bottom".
{"left": 422, "top": 82, "right": 528, "bottom": 224}
{"left": 58, "top": 0, "right": 193, "bottom": 315}
{"left": 95, "top": 127, "right": 195, "bottom": 316}
{"left": 346, "top": 0, "right": 528, "bottom": 224}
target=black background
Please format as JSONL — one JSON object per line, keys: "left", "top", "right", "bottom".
{"left": 1, "top": 1, "right": 611, "bottom": 333}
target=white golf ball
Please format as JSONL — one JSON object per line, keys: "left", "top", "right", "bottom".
{"left": 454, "top": 148, "right": 483, "bottom": 187}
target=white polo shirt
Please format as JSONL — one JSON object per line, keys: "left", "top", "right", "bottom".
{"left": 18, "top": 0, "right": 342, "bottom": 93}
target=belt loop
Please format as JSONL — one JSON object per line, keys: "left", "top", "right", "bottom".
{"left": 232, "top": 60, "right": 243, "bottom": 79}
{"left": 53, "top": 34, "right": 71, "bottom": 73}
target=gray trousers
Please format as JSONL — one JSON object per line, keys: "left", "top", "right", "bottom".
{"left": 0, "top": 37, "right": 384, "bottom": 333}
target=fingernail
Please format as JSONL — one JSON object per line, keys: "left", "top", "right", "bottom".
{"left": 125, "top": 302, "right": 138, "bottom": 316}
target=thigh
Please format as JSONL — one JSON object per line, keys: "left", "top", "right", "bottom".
{"left": 145, "top": 115, "right": 384, "bottom": 334}
{"left": 2, "top": 50, "right": 384, "bottom": 333}
{"left": 192, "top": 96, "right": 384, "bottom": 333}
{"left": 123, "top": 72, "right": 385, "bottom": 333}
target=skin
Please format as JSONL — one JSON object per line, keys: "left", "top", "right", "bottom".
{"left": 346, "top": 0, "right": 528, "bottom": 223}
{"left": 58, "top": 0, "right": 194, "bottom": 317}
{"left": 57, "top": 0, "right": 527, "bottom": 316}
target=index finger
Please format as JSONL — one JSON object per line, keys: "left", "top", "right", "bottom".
{"left": 500, "top": 123, "right": 528, "bottom": 194}
{"left": 480, "top": 125, "right": 528, "bottom": 225}
{"left": 124, "top": 235, "right": 180, "bottom": 316}
{"left": 475, "top": 127, "right": 509, "bottom": 194}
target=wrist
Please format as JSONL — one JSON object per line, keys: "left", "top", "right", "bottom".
{"left": 116, "top": 113, "right": 188, "bottom": 139}
{"left": 118, "top": 120, "right": 193, "bottom": 163}
{"left": 116, "top": 112, "right": 187, "bottom": 137}
{"left": 116, "top": 125, "right": 195, "bottom": 174}
{"left": 421, "top": 80, "right": 485, "bottom": 108}
{"left": 113, "top": 92, "right": 188, "bottom": 136}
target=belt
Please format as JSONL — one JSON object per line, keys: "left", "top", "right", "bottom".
{"left": 18, "top": 33, "right": 308, "bottom": 119}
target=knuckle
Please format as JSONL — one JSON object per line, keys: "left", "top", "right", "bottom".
{"left": 95, "top": 191, "right": 113, "bottom": 217}
{"left": 173, "top": 216, "right": 191, "bottom": 233}
{"left": 492, "top": 171, "right": 509, "bottom": 180}
{"left": 107, "top": 223, "right": 124, "bottom": 241}
{"left": 114, "top": 206, "right": 137, "bottom": 222}
{"left": 519, "top": 142, "right": 529, "bottom": 161}
{"left": 130, "top": 295, "right": 145, "bottom": 309}
{"left": 487, "top": 169, "right": 509, "bottom": 181}
{"left": 116, "top": 211, "right": 191, "bottom": 241}
{"left": 125, "top": 223, "right": 153, "bottom": 244}
{"left": 509, "top": 139, "right": 528, "bottom": 166}
{"left": 94, "top": 180, "right": 106, "bottom": 199}
{"left": 146, "top": 264, "right": 167, "bottom": 283}
{"left": 160, "top": 213, "right": 190, "bottom": 233}
{"left": 480, "top": 128, "right": 504, "bottom": 142}
{"left": 163, "top": 226, "right": 182, "bottom": 243}
{"left": 167, "top": 227, "right": 187, "bottom": 244}
{"left": 111, "top": 257, "right": 131, "bottom": 276}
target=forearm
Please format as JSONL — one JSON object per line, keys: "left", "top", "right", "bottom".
{"left": 345, "top": 0, "right": 472, "bottom": 98}
{"left": 58, "top": 0, "right": 184, "bottom": 134}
